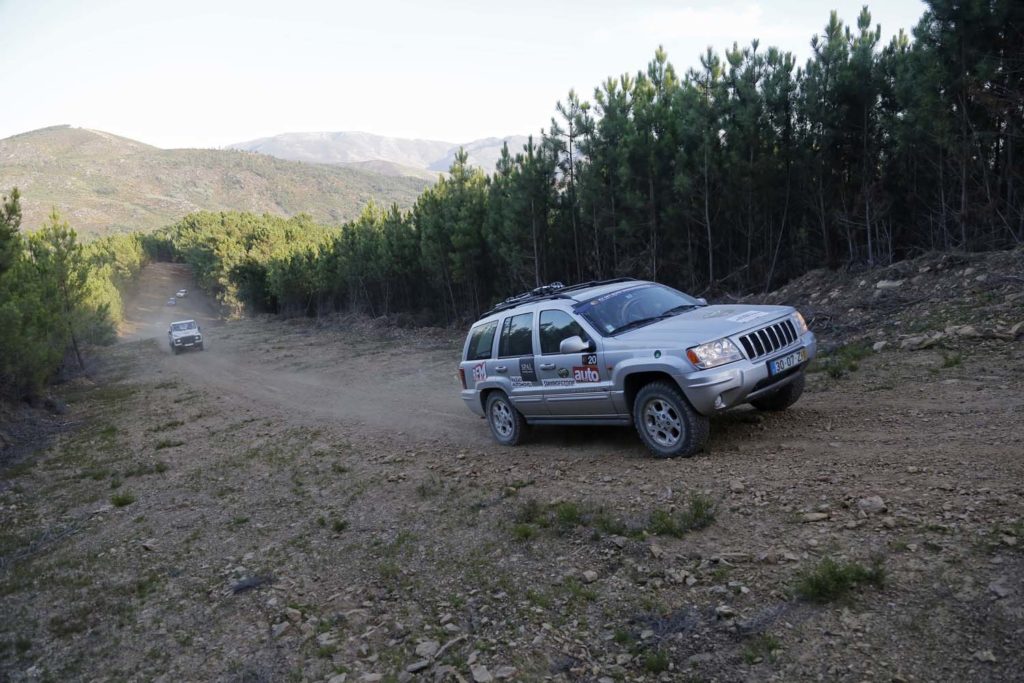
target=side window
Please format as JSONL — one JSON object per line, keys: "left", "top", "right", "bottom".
{"left": 466, "top": 321, "right": 497, "bottom": 361}
{"left": 498, "top": 313, "right": 534, "bottom": 357}
{"left": 539, "top": 310, "right": 590, "bottom": 355}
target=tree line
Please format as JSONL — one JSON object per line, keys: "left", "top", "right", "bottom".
{"left": 3, "top": 1, "right": 1021, "bottom": 399}
{"left": 155, "top": 2, "right": 1023, "bottom": 323}
{"left": 0, "top": 189, "right": 147, "bottom": 398}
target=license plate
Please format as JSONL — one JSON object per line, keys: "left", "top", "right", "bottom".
{"left": 768, "top": 347, "right": 808, "bottom": 375}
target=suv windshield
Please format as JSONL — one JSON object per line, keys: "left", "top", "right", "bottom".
{"left": 575, "top": 284, "right": 701, "bottom": 335}
{"left": 171, "top": 322, "right": 197, "bottom": 332}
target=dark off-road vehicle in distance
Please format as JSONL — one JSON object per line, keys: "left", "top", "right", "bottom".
{"left": 168, "top": 319, "right": 204, "bottom": 354}
{"left": 459, "top": 279, "right": 816, "bottom": 457}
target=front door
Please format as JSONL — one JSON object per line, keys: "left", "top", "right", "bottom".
{"left": 536, "top": 309, "right": 615, "bottom": 417}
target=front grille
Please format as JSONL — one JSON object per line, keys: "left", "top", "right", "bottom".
{"left": 177, "top": 335, "right": 198, "bottom": 344}
{"left": 738, "top": 319, "right": 798, "bottom": 360}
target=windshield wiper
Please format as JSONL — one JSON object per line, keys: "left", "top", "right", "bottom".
{"left": 611, "top": 315, "right": 671, "bottom": 335}
{"left": 663, "top": 304, "right": 699, "bottom": 315}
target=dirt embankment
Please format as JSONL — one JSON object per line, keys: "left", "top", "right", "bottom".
{"left": 1, "top": 253, "right": 1022, "bottom": 682}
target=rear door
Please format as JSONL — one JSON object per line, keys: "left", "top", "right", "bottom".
{"left": 495, "top": 311, "right": 546, "bottom": 416}
{"left": 536, "top": 309, "right": 615, "bottom": 417}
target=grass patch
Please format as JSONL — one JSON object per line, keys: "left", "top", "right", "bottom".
{"left": 149, "top": 419, "right": 185, "bottom": 432}
{"left": 941, "top": 352, "right": 963, "bottom": 368}
{"left": 154, "top": 439, "right": 184, "bottom": 450}
{"left": 812, "top": 342, "right": 872, "bottom": 379}
{"left": 562, "top": 577, "right": 597, "bottom": 604}
{"left": 642, "top": 649, "right": 670, "bottom": 673}
{"left": 741, "top": 633, "right": 781, "bottom": 664}
{"left": 526, "top": 589, "right": 553, "bottom": 609}
{"left": 415, "top": 477, "right": 442, "bottom": 499}
{"left": 331, "top": 519, "right": 349, "bottom": 533}
{"left": 227, "top": 516, "right": 249, "bottom": 529}
{"left": 795, "top": 556, "right": 885, "bottom": 603}
{"left": 110, "top": 491, "right": 136, "bottom": 507}
{"left": 511, "top": 494, "right": 716, "bottom": 542}
{"left": 647, "top": 493, "right": 717, "bottom": 538}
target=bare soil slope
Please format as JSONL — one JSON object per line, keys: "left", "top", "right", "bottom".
{"left": 1, "top": 254, "right": 1023, "bottom": 682}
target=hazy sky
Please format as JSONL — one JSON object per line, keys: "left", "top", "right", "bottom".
{"left": 0, "top": 0, "right": 927, "bottom": 148}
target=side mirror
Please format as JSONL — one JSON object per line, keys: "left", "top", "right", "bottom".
{"left": 696, "top": 297, "right": 708, "bottom": 306}
{"left": 559, "top": 335, "right": 592, "bottom": 354}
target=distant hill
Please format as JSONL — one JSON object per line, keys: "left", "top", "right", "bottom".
{"left": 0, "top": 126, "right": 431, "bottom": 237}
{"left": 230, "top": 131, "right": 530, "bottom": 175}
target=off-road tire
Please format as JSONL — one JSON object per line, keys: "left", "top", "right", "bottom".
{"left": 750, "top": 373, "right": 805, "bottom": 411}
{"left": 485, "top": 391, "right": 526, "bottom": 446}
{"left": 633, "top": 381, "right": 709, "bottom": 458}
{"left": 198, "top": 343, "right": 205, "bottom": 351}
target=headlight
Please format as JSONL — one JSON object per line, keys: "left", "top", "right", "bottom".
{"left": 686, "top": 338, "right": 743, "bottom": 369}
{"left": 793, "top": 312, "right": 809, "bottom": 335}
{"left": 196, "top": 334, "right": 202, "bottom": 341}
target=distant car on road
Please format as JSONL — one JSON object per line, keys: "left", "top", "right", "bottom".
{"left": 176, "top": 289, "right": 188, "bottom": 298}
{"left": 168, "top": 319, "right": 204, "bottom": 354}
{"left": 459, "top": 279, "right": 816, "bottom": 458}
{"left": 166, "top": 297, "right": 177, "bottom": 306}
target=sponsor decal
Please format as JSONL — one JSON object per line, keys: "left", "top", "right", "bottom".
{"left": 572, "top": 366, "right": 600, "bottom": 383}
{"left": 581, "top": 353, "right": 598, "bottom": 366}
{"left": 471, "top": 361, "right": 487, "bottom": 383}
{"left": 519, "top": 357, "right": 537, "bottom": 382}
{"left": 727, "top": 310, "right": 773, "bottom": 323}
{"left": 510, "top": 377, "right": 533, "bottom": 388}
{"left": 557, "top": 367, "right": 571, "bottom": 379}
{"left": 542, "top": 378, "right": 576, "bottom": 387}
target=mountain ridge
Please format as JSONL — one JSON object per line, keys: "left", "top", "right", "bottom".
{"left": 229, "top": 130, "right": 530, "bottom": 174}
{"left": 0, "top": 126, "right": 431, "bottom": 237}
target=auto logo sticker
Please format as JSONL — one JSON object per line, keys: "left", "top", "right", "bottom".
{"left": 572, "top": 366, "right": 600, "bottom": 383}
{"left": 519, "top": 357, "right": 537, "bottom": 382}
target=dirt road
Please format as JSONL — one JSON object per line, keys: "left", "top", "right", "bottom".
{"left": 2, "top": 261, "right": 1023, "bottom": 682}
{"left": 120, "top": 262, "right": 487, "bottom": 444}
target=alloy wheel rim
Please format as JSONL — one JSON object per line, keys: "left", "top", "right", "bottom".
{"left": 643, "top": 397, "right": 683, "bottom": 447}
{"left": 491, "top": 400, "right": 514, "bottom": 437}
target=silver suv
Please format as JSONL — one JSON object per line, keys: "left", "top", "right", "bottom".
{"left": 458, "top": 279, "right": 816, "bottom": 458}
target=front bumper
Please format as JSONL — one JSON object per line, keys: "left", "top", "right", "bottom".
{"left": 680, "top": 332, "right": 816, "bottom": 415}
{"left": 172, "top": 335, "right": 202, "bottom": 349}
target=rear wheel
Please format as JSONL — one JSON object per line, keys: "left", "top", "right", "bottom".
{"left": 633, "top": 381, "right": 709, "bottom": 458}
{"left": 485, "top": 392, "right": 526, "bottom": 446}
{"left": 750, "top": 373, "right": 805, "bottom": 411}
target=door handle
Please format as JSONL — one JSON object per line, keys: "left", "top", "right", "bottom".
{"left": 495, "top": 365, "right": 508, "bottom": 373}
{"left": 539, "top": 363, "right": 556, "bottom": 370}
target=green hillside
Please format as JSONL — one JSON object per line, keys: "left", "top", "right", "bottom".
{"left": 0, "top": 126, "right": 431, "bottom": 236}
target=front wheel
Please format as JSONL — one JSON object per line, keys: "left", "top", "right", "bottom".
{"left": 485, "top": 392, "right": 526, "bottom": 446}
{"left": 750, "top": 373, "right": 805, "bottom": 411}
{"left": 633, "top": 381, "right": 709, "bottom": 458}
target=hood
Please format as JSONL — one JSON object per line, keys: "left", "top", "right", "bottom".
{"left": 614, "top": 304, "right": 793, "bottom": 345}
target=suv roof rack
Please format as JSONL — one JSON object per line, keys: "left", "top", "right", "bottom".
{"left": 481, "top": 277, "right": 637, "bottom": 317}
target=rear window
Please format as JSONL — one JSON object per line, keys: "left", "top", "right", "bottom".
{"left": 466, "top": 321, "right": 497, "bottom": 360}
{"left": 498, "top": 312, "right": 534, "bottom": 357}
